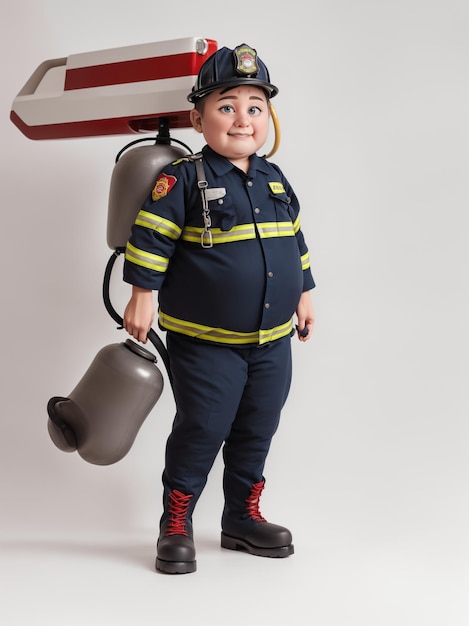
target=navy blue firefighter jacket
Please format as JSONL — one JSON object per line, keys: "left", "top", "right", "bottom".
{"left": 123, "top": 145, "right": 315, "bottom": 346}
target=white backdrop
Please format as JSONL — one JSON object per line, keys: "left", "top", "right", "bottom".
{"left": 1, "top": 1, "right": 468, "bottom": 625}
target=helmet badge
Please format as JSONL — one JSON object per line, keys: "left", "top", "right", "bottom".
{"left": 234, "top": 44, "right": 259, "bottom": 77}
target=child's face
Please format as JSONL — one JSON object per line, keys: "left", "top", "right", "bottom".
{"left": 190, "top": 85, "right": 270, "bottom": 169}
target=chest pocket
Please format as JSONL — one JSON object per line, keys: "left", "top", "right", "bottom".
{"left": 269, "top": 189, "right": 294, "bottom": 223}
{"left": 208, "top": 193, "right": 236, "bottom": 231}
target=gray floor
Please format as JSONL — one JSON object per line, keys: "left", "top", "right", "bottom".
{"left": 1, "top": 515, "right": 467, "bottom": 626}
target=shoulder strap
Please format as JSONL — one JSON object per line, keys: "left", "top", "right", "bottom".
{"left": 187, "top": 153, "right": 212, "bottom": 248}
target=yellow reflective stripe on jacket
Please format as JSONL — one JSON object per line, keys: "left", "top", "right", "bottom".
{"left": 181, "top": 221, "right": 294, "bottom": 245}
{"left": 159, "top": 311, "right": 293, "bottom": 345}
{"left": 135, "top": 210, "right": 181, "bottom": 240}
{"left": 292, "top": 215, "right": 301, "bottom": 234}
{"left": 125, "top": 242, "right": 169, "bottom": 273}
{"left": 182, "top": 223, "right": 256, "bottom": 244}
{"left": 256, "top": 221, "right": 295, "bottom": 238}
{"left": 301, "top": 251, "right": 311, "bottom": 271}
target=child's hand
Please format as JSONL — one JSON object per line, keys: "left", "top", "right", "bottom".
{"left": 123, "top": 286, "right": 155, "bottom": 344}
{"left": 295, "top": 291, "right": 315, "bottom": 342}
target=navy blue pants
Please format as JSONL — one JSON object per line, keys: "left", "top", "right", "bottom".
{"left": 162, "top": 332, "right": 292, "bottom": 520}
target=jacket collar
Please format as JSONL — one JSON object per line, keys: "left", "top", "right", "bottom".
{"left": 201, "top": 145, "right": 273, "bottom": 178}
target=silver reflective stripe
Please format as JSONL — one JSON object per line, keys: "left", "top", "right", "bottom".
{"left": 159, "top": 311, "right": 293, "bottom": 345}
{"left": 181, "top": 221, "right": 294, "bottom": 244}
{"left": 182, "top": 224, "right": 256, "bottom": 244}
{"left": 135, "top": 210, "right": 181, "bottom": 240}
{"left": 125, "top": 242, "right": 168, "bottom": 273}
{"left": 256, "top": 221, "right": 295, "bottom": 238}
{"left": 301, "top": 251, "right": 310, "bottom": 270}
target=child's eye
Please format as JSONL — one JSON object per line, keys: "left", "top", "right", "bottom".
{"left": 248, "top": 106, "right": 262, "bottom": 116}
{"left": 220, "top": 105, "right": 235, "bottom": 113}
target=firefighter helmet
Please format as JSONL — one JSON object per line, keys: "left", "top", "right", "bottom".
{"left": 187, "top": 43, "right": 278, "bottom": 103}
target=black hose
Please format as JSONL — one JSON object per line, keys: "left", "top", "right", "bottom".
{"left": 102, "top": 249, "right": 173, "bottom": 387}
{"left": 114, "top": 128, "right": 193, "bottom": 163}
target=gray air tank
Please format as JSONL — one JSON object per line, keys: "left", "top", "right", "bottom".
{"left": 47, "top": 339, "right": 164, "bottom": 465}
{"left": 107, "top": 141, "right": 188, "bottom": 250}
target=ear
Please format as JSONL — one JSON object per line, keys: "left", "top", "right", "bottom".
{"left": 190, "top": 109, "right": 203, "bottom": 133}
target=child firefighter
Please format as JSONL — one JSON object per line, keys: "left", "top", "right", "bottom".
{"left": 123, "top": 43, "right": 315, "bottom": 574}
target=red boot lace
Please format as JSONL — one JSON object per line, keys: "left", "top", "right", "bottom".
{"left": 166, "top": 490, "right": 193, "bottom": 536}
{"left": 246, "top": 480, "right": 267, "bottom": 522}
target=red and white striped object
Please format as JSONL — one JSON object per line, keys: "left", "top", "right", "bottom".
{"left": 10, "top": 37, "right": 217, "bottom": 140}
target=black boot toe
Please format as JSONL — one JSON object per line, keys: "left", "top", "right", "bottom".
{"left": 156, "top": 535, "right": 197, "bottom": 574}
{"left": 221, "top": 522, "right": 294, "bottom": 558}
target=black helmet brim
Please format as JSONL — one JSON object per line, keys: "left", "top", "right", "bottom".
{"left": 188, "top": 77, "right": 278, "bottom": 103}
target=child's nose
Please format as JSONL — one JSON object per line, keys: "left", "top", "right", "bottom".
{"left": 234, "top": 112, "right": 250, "bottom": 126}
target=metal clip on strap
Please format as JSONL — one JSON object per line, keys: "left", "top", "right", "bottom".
{"left": 194, "top": 156, "right": 213, "bottom": 249}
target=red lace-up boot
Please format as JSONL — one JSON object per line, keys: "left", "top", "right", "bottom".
{"left": 156, "top": 489, "right": 197, "bottom": 574}
{"left": 221, "top": 479, "right": 294, "bottom": 558}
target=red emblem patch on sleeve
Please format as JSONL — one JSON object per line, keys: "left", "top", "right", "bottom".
{"left": 152, "top": 173, "right": 177, "bottom": 201}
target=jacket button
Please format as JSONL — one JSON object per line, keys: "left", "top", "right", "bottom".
{"left": 264, "top": 303, "right": 270, "bottom": 309}
{"left": 268, "top": 272, "right": 273, "bottom": 278}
